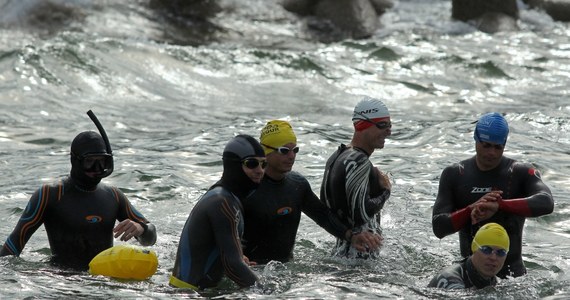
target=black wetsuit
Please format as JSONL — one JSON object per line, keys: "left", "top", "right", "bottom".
{"left": 170, "top": 186, "right": 257, "bottom": 289}
{"left": 432, "top": 156, "right": 554, "bottom": 277}
{"left": 428, "top": 257, "right": 497, "bottom": 289}
{"left": 242, "top": 171, "right": 348, "bottom": 264}
{"left": 320, "top": 144, "right": 390, "bottom": 258}
{"left": 0, "top": 177, "right": 156, "bottom": 270}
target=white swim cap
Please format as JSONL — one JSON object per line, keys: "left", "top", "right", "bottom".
{"left": 352, "top": 96, "right": 390, "bottom": 123}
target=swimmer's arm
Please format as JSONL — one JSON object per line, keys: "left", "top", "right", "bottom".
{"left": 302, "top": 190, "right": 349, "bottom": 240}
{"left": 214, "top": 198, "right": 257, "bottom": 288}
{"left": 346, "top": 161, "right": 388, "bottom": 225}
{"left": 114, "top": 187, "right": 157, "bottom": 245}
{"left": 499, "top": 193, "right": 553, "bottom": 217}
{"left": 362, "top": 165, "right": 391, "bottom": 218}
{"left": 432, "top": 167, "right": 464, "bottom": 238}
{"left": 301, "top": 191, "right": 383, "bottom": 251}
{"left": 499, "top": 165, "right": 554, "bottom": 217}
{"left": 135, "top": 222, "right": 157, "bottom": 246}
{"left": 1, "top": 187, "right": 48, "bottom": 256}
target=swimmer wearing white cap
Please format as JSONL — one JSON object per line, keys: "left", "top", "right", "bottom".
{"left": 320, "top": 96, "right": 393, "bottom": 259}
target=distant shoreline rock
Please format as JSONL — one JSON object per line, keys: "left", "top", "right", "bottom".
{"left": 282, "top": 0, "right": 393, "bottom": 42}
{"left": 451, "top": 0, "right": 570, "bottom": 33}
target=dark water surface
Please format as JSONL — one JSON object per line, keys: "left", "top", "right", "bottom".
{"left": 1, "top": 0, "right": 569, "bottom": 298}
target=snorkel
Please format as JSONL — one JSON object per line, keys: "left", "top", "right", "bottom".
{"left": 86, "top": 110, "right": 114, "bottom": 177}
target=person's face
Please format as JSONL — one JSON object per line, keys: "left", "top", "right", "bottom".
{"left": 475, "top": 141, "right": 504, "bottom": 171}
{"left": 78, "top": 154, "right": 113, "bottom": 178}
{"left": 266, "top": 143, "right": 298, "bottom": 174}
{"left": 241, "top": 157, "right": 266, "bottom": 183}
{"left": 471, "top": 245, "right": 508, "bottom": 278}
{"left": 364, "top": 118, "right": 392, "bottom": 150}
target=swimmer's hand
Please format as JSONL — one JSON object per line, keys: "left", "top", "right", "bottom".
{"left": 113, "top": 219, "right": 144, "bottom": 241}
{"left": 470, "top": 191, "right": 501, "bottom": 224}
{"left": 374, "top": 167, "right": 392, "bottom": 191}
{"left": 243, "top": 255, "right": 257, "bottom": 266}
{"left": 351, "top": 231, "right": 383, "bottom": 252}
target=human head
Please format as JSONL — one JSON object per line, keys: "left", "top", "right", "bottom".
{"left": 260, "top": 120, "right": 298, "bottom": 177}
{"left": 70, "top": 131, "right": 114, "bottom": 189}
{"left": 351, "top": 96, "right": 392, "bottom": 154}
{"left": 220, "top": 134, "right": 266, "bottom": 199}
{"left": 352, "top": 96, "right": 391, "bottom": 132}
{"left": 474, "top": 113, "right": 509, "bottom": 171}
{"left": 260, "top": 120, "right": 297, "bottom": 155}
{"left": 474, "top": 112, "right": 509, "bottom": 146}
{"left": 471, "top": 223, "right": 510, "bottom": 278}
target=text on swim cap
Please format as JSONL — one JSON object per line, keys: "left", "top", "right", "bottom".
{"left": 261, "top": 124, "right": 280, "bottom": 136}
{"left": 356, "top": 108, "right": 379, "bottom": 115}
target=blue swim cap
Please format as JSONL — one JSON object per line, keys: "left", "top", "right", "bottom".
{"left": 474, "top": 113, "right": 509, "bottom": 145}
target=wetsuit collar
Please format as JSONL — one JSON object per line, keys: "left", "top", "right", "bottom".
{"left": 263, "top": 173, "right": 286, "bottom": 183}
{"left": 351, "top": 145, "right": 372, "bottom": 157}
{"left": 67, "top": 176, "right": 98, "bottom": 192}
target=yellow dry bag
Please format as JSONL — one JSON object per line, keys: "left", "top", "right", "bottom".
{"left": 88, "top": 244, "right": 158, "bottom": 280}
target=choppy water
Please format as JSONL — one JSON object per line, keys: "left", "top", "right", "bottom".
{"left": 0, "top": 0, "right": 569, "bottom": 299}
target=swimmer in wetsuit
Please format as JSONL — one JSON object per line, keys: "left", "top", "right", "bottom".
{"left": 242, "top": 120, "right": 381, "bottom": 264}
{"left": 432, "top": 112, "right": 554, "bottom": 278}
{"left": 0, "top": 114, "right": 157, "bottom": 270}
{"left": 320, "top": 97, "right": 392, "bottom": 258}
{"left": 428, "top": 223, "right": 509, "bottom": 289}
{"left": 170, "top": 134, "right": 265, "bottom": 290}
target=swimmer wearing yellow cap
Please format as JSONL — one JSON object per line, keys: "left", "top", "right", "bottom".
{"left": 428, "top": 223, "right": 509, "bottom": 289}
{"left": 241, "top": 120, "right": 382, "bottom": 264}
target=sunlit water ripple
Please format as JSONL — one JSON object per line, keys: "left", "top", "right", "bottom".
{"left": 0, "top": 0, "right": 569, "bottom": 298}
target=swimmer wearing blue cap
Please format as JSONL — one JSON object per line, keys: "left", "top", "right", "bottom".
{"left": 432, "top": 112, "right": 554, "bottom": 278}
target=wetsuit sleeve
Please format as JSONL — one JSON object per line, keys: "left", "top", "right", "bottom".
{"left": 113, "top": 187, "right": 157, "bottom": 246}
{"left": 301, "top": 188, "right": 349, "bottom": 240}
{"left": 136, "top": 223, "right": 157, "bottom": 246}
{"left": 498, "top": 165, "right": 554, "bottom": 217}
{"left": 345, "top": 156, "right": 389, "bottom": 226}
{"left": 432, "top": 166, "right": 463, "bottom": 239}
{"left": 210, "top": 197, "right": 257, "bottom": 288}
{"left": 0, "top": 186, "right": 49, "bottom": 257}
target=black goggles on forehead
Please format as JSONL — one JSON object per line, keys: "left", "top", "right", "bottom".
{"left": 242, "top": 158, "right": 267, "bottom": 169}
{"left": 74, "top": 153, "right": 114, "bottom": 171}
{"left": 262, "top": 144, "right": 299, "bottom": 155}
{"left": 353, "top": 111, "right": 392, "bottom": 129}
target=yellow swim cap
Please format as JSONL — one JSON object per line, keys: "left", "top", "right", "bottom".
{"left": 471, "top": 223, "right": 510, "bottom": 253}
{"left": 260, "top": 120, "right": 297, "bottom": 155}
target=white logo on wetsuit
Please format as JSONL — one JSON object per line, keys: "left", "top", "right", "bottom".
{"left": 471, "top": 187, "right": 493, "bottom": 194}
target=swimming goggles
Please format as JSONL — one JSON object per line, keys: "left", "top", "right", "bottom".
{"left": 262, "top": 144, "right": 299, "bottom": 155}
{"left": 242, "top": 158, "right": 267, "bottom": 169}
{"left": 353, "top": 111, "right": 392, "bottom": 129}
{"left": 74, "top": 153, "right": 114, "bottom": 172}
{"left": 474, "top": 241, "right": 508, "bottom": 257}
